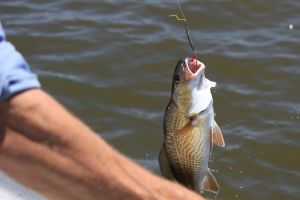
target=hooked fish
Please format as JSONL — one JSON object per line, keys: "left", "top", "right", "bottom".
{"left": 158, "top": 57, "right": 225, "bottom": 193}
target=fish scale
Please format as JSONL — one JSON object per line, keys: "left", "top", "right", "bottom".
{"left": 165, "top": 101, "right": 209, "bottom": 189}
{"left": 175, "top": 112, "right": 204, "bottom": 187}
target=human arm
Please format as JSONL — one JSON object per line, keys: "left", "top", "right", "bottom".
{"left": 0, "top": 89, "right": 204, "bottom": 200}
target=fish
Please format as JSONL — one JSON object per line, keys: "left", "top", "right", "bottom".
{"left": 158, "top": 57, "right": 225, "bottom": 194}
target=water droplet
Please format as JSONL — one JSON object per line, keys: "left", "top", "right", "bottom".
{"left": 240, "top": 186, "right": 243, "bottom": 190}
{"left": 296, "top": 116, "right": 300, "bottom": 120}
{"left": 290, "top": 116, "right": 294, "bottom": 120}
{"left": 235, "top": 194, "right": 239, "bottom": 198}
{"left": 229, "top": 166, "right": 233, "bottom": 170}
{"left": 289, "top": 24, "right": 293, "bottom": 30}
{"left": 239, "top": 170, "right": 243, "bottom": 174}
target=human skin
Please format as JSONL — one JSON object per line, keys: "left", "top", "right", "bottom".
{"left": 0, "top": 89, "right": 204, "bottom": 200}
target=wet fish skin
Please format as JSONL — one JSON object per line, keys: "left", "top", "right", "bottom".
{"left": 159, "top": 57, "right": 225, "bottom": 193}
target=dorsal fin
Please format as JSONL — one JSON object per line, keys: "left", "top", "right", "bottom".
{"left": 158, "top": 144, "right": 176, "bottom": 180}
{"left": 202, "top": 169, "right": 220, "bottom": 193}
{"left": 213, "top": 121, "right": 225, "bottom": 147}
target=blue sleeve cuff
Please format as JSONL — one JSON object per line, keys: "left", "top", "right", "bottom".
{"left": 0, "top": 37, "right": 41, "bottom": 100}
{"left": 0, "top": 21, "right": 5, "bottom": 41}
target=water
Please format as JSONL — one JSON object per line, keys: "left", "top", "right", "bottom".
{"left": 0, "top": 0, "right": 299, "bottom": 199}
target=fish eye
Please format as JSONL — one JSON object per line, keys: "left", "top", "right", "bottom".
{"left": 175, "top": 75, "right": 180, "bottom": 84}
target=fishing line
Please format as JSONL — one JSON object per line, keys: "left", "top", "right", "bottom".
{"left": 170, "top": 0, "right": 198, "bottom": 59}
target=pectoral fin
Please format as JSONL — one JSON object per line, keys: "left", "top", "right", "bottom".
{"left": 175, "top": 121, "right": 193, "bottom": 135}
{"left": 202, "top": 169, "right": 219, "bottom": 193}
{"left": 213, "top": 121, "right": 225, "bottom": 147}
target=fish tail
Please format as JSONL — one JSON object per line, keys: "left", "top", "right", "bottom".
{"left": 201, "top": 169, "right": 219, "bottom": 193}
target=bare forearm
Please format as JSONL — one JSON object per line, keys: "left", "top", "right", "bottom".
{"left": 0, "top": 89, "right": 203, "bottom": 200}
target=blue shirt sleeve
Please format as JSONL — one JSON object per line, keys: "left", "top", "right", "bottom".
{"left": 0, "top": 21, "right": 41, "bottom": 100}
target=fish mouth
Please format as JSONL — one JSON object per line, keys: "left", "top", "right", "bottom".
{"left": 182, "top": 57, "right": 205, "bottom": 81}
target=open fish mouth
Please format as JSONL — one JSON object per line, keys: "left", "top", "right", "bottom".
{"left": 182, "top": 57, "right": 205, "bottom": 81}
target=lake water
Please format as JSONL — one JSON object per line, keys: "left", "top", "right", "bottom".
{"left": 0, "top": 0, "right": 299, "bottom": 199}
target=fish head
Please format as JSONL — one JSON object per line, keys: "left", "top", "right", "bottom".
{"left": 171, "top": 57, "right": 216, "bottom": 116}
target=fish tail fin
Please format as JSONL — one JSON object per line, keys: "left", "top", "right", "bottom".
{"left": 213, "top": 121, "right": 225, "bottom": 147}
{"left": 202, "top": 169, "right": 220, "bottom": 193}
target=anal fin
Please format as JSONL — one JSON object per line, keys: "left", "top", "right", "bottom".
{"left": 202, "top": 169, "right": 219, "bottom": 193}
{"left": 213, "top": 121, "right": 225, "bottom": 147}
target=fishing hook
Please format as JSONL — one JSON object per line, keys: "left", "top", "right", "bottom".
{"left": 170, "top": 0, "right": 198, "bottom": 60}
